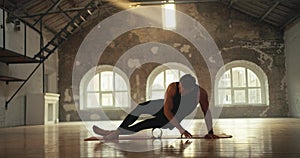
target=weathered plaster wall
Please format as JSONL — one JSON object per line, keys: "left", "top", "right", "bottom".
{"left": 58, "top": 3, "right": 287, "bottom": 121}
{"left": 285, "top": 21, "right": 300, "bottom": 117}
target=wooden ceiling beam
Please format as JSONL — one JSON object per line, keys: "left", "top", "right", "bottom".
{"left": 20, "top": 7, "right": 87, "bottom": 18}
{"left": 33, "top": 0, "right": 63, "bottom": 26}
{"left": 281, "top": 10, "right": 300, "bottom": 29}
{"left": 49, "top": 0, "right": 72, "bottom": 20}
{"left": 259, "top": 0, "right": 281, "bottom": 22}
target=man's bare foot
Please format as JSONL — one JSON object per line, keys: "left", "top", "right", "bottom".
{"left": 93, "top": 125, "right": 114, "bottom": 136}
{"left": 103, "top": 130, "right": 121, "bottom": 140}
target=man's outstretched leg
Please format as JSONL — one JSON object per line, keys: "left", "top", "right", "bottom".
{"left": 94, "top": 100, "right": 164, "bottom": 139}
{"left": 92, "top": 108, "right": 142, "bottom": 137}
{"left": 104, "top": 116, "right": 167, "bottom": 139}
{"left": 93, "top": 113, "right": 139, "bottom": 139}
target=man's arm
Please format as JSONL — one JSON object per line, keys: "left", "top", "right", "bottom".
{"left": 199, "top": 87, "right": 214, "bottom": 135}
{"left": 164, "top": 83, "right": 192, "bottom": 138}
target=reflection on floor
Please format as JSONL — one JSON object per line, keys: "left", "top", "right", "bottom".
{"left": 0, "top": 118, "right": 300, "bottom": 158}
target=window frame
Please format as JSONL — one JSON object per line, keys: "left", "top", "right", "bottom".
{"left": 215, "top": 60, "right": 269, "bottom": 107}
{"left": 80, "top": 65, "right": 130, "bottom": 110}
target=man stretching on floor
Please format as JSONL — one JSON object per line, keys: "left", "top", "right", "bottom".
{"left": 93, "top": 74, "right": 217, "bottom": 139}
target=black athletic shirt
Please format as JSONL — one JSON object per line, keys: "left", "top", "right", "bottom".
{"left": 171, "top": 82, "right": 198, "bottom": 122}
{"left": 158, "top": 82, "right": 198, "bottom": 129}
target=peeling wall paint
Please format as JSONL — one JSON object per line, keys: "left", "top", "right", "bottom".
{"left": 280, "top": 75, "right": 286, "bottom": 91}
{"left": 151, "top": 46, "right": 159, "bottom": 54}
{"left": 173, "top": 43, "right": 181, "bottom": 48}
{"left": 209, "top": 56, "right": 216, "bottom": 63}
{"left": 128, "top": 59, "right": 141, "bottom": 68}
{"left": 180, "top": 44, "right": 191, "bottom": 53}
{"left": 222, "top": 40, "right": 284, "bottom": 72}
{"left": 223, "top": 46, "right": 274, "bottom": 71}
{"left": 255, "top": 48, "right": 273, "bottom": 71}
{"left": 64, "top": 88, "right": 72, "bottom": 102}
{"left": 63, "top": 103, "right": 76, "bottom": 112}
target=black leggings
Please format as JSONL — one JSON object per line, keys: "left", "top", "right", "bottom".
{"left": 118, "top": 99, "right": 170, "bottom": 135}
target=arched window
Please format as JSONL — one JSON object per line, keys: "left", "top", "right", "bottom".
{"left": 215, "top": 60, "right": 269, "bottom": 106}
{"left": 147, "top": 63, "right": 197, "bottom": 100}
{"left": 80, "top": 65, "right": 130, "bottom": 109}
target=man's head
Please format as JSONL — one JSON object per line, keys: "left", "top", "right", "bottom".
{"left": 179, "top": 74, "right": 197, "bottom": 96}
{"left": 180, "top": 74, "right": 196, "bottom": 88}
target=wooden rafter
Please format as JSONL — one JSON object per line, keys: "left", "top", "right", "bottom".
{"left": 259, "top": 0, "right": 281, "bottom": 22}
{"left": 33, "top": 0, "right": 63, "bottom": 26}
